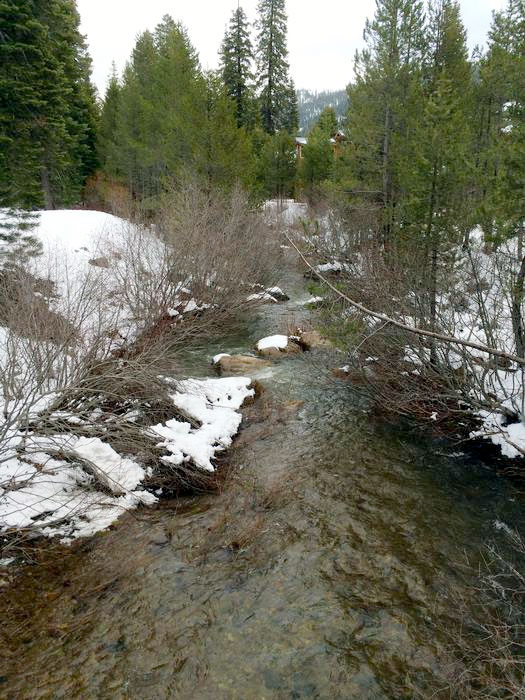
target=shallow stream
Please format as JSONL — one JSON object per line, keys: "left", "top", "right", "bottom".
{"left": 2, "top": 255, "right": 525, "bottom": 699}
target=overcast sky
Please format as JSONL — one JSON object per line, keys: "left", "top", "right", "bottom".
{"left": 77, "top": 0, "right": 507, "bottom": 97}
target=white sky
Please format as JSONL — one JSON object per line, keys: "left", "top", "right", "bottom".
{"left": 77, "top": 0, "right": 507, "bottom": 97}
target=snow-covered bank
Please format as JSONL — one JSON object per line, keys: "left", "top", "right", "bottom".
{"left": 297, "top": 207, "right": 525, "bottom": 463}
{"left": 0, "top": 207, "right": 272, "bottom": 542}
{"left": 0, "top": 377, "right": 254, "bottom": 541}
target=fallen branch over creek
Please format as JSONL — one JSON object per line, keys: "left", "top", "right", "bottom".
{"left": 285, "top": 232, "right": 525, "bottom": 368}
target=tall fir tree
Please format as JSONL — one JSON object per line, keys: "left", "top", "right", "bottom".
{"left": 255, "top": 0, "right": 296, "bottom": 134}
{"left": 220, "top": 6, "right": 255, "bottom": 129}
{"left": 315, "top": 106, "right": 339, "bottom": 138}
{"left": 344, "top": 0, "right": 426, "bottom": 245}
{"left": 407, "top": 0, "right": 473, "bottom": 345}
{"left": 478, "top": 0, "right": 525, "bottom": 241}
{"left": 102, "top": 16, "right": 257, "bottom": 207}
{"left": 195, "top": 72, "right": 256, "bottom": 193}
{"left": 98, "top": 64, "right": 121, "bottom": 177}
{"left": 258, "top": 130, "right": 296, "bottom": 198}
{"left": 0, "top": 0, "right": 98, "bottom": 210}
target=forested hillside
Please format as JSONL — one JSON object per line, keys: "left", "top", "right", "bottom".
{"left": 296, "top": 88, "right": 348, "bottom": 134}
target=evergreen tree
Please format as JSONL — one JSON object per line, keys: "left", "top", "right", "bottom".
{"left": 195, "top": 72, "right": 256, "bottom": 193}
{"left": 109, "top": 19, "right": 204, "bottom": 204}
{"left": 258, "top": 130, "right": 296, "bottom": 198}
{"left": 407, "top": 0, "right": 473, "bottom": 346}
{"left": 301, "top": 127, "right": 334, "bottom": 195}
{"left": 478, "top": 0, "right": 525, "bottom": 241}
{"left": 0, "top": 0, "right": 50, "bottom": 209}
{"left": 316, "top": 106, "right": 339, "bottom": 138}
{"left": 98, "top": 65, "right": 121, "bottom": 176}
{"left": 344, "top": 0, "right": 426, "bottom": 245}
{"left": 0, "top": 0, "right": 98, "bottom": 210}
{"left": 281, "top": 78, "right": 299, "bottom": 133}
{"left": 255, "top": 0, "right": 296, "bottom": 133}
{"left": 220, "top": 6, "right": 255, "bottom": 129}
{"left": 0, "top": 210, "right": 41, "bottom": 271}
{"left": 103, "top": 16, "right": 257, "bottom": 207}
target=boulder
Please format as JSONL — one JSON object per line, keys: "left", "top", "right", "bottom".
{"left": 215, "top": 354, "right": 272, "bottom": 375}
{"left": 297, "top": 329, "right": 334, "bottom": 350}
{"left": 256, "top": 334, "right": 302, "bottom": 358}
{"left": 265, "top": 286, "right": 290, "bottom": 302}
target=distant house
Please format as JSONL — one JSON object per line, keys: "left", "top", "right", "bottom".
{"left": 295, "top": 131, "right": 346, "bottom": 159}
{"left": 295, "top": 137, "right": 307, "bottom": 159}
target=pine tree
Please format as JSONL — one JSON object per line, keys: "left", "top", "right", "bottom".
{"left": 315, "top": 106, "right": 339, "bottom": 138}
{"left": 104, "top": 16, "right": 257, "bottom": 207}
{"left": 258, "top": 130, "right": 296, "bottom": 198}
{"left": 344, "top": 0, "right": 426, "bottom": 245}
{"left": 195, "top": 72, "right": 256, "bottom": 193}
{"left": 0, "top": 0, "right": 98, "bottom": 210}
{"left": 301, "top": 127, "right": 333, "bottom": 195}
{"left": 0, "top": 210, "right": 41, "bottom": 271}
{"left": 281, "top": 78, "right": 299, "bottom": 133}
{"left": 478, "top": 0, "right": 525, "bottom": 241}
{"left": 255, "top": 0, "right": 295, "bottom": 134}
{"left": 0, "top": 0, "right": 49, "bottom": 209}
{"left": 98, "top": 65, "right": 121, "bottom": 176}
{"left": 408, "top": 0, "right": 473, "bottom": 349}
{"left": 220, "top": 6, "right": 255, "bottom": 129}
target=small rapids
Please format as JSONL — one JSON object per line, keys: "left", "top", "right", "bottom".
{"left": 2, "top": 255, "right": 525, "bottom": 699}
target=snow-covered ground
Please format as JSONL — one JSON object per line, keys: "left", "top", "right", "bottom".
{"left": 0, "top": 210, "right": 256, "bottom": 541}
{"left": 0, "top": 377, "right": 253, "bottom": 540}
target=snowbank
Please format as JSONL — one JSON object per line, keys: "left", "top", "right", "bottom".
{"left": 263, "top": 199, "right": 308, "bottom": 226}
{"left": 0, "top": 210, "right": 261, "bottom": 540}
{"left": 0, "top": 378, "right": 253, "bottom": 540}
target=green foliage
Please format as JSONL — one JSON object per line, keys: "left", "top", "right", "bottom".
{"left": 301, "top": 127, "right": 334, "bottom": 193}
{"left": 195, "top": 72, "right": 256, "bottom": 194}
{"left": 258, "top": 130, "right": 296, "bottom": 198}
{"left": 315, "top": 106, "right": 339, "bottom": 138}
{"left": 476, "top": 0, "right": 525, "bottom": 242}
{"left": 0, "top": 0, "right": 98, "bottom": 210}
{"left": 98, "top": 65, "right": 121, "bottom": 177}
{"left": 343, "top": 0, "right": 426, "bottom": 243}
{"left": 220, "top": 6, "right": 256, "bottom": 129}
{"left": 101, "top": 17, "right": 256, "bottom": 209}
{"left": 255, "top": 0, "right": 297, "bottom": 133}
{"left": 405, "top": 0, "right": 473, "bottom": 245}
{"left": 0, "top": 210, "right": 42, "bottom": 270}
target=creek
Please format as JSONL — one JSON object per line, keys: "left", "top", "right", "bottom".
{"left": 2, "top": 253, "right": 525, "bottom": 699}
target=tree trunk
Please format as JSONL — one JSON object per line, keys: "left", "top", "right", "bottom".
{"left": 41, "top": 165, "right": 54, "bottom": 210}
{"left": 512, "top": 251, "right": 525, "bottom": 358}
{"left": 426, "top": 162, "right": 439, "bottom": 366}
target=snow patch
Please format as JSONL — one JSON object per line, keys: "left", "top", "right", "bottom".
{"left": 257, "top": 335, "right": 289, "bottom": 351}
{"left": 150, "top": 377, "right": 254, "bottom": 472}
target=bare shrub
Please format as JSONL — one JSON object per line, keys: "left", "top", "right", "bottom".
{"left": 435, "top": 530, "right": 525, "bottom": 699}
{"left": 295, "top": 202, "right": 525, "bottom": 454}
{"left": 1, "top": 181, "right": 277, "bottom": 539}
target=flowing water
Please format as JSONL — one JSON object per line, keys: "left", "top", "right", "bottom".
{"left": 2, "top": 255, "right": 525, "bottom": 699}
